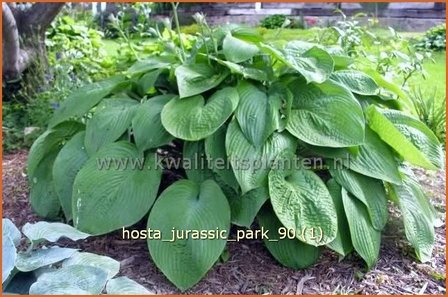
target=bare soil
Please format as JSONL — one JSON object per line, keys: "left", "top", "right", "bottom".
{"left": 2, "top": 150, "right": 446, "bottom": 294}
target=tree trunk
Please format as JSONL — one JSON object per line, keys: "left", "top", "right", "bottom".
{"left": 2, "top": 3, "right": 65, "bottom": 81}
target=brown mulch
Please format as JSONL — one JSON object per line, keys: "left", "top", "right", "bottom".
{"left": 2, "top": 150, "right": 446, "bottom": 294}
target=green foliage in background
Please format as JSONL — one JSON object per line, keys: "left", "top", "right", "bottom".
{"left": 27, "top": 10, "right": 444, "bottom": 291}
{"left": 415, "top": 24, "right": 446, "bottom": 51}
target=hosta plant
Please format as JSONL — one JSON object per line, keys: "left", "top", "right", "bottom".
{"left": 28, "top": 13, "right": 444, "bottom": 291}
{"left": 2, "top": 219, "right": 151, "bottom": 294}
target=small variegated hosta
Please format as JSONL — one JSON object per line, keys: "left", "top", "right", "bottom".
{"left": 28, "top": 19, "right": 443, "bottom": 291}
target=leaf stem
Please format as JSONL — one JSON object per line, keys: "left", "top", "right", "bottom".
{"left": 171, "top": 2, "right": 186, "bottom": 62}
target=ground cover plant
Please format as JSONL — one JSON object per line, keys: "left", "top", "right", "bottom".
{"left": 2, "top": 219, "right": 150, "bottom": 294}
{"left": 25, "top": 10, "right": 445, "bottom": 292}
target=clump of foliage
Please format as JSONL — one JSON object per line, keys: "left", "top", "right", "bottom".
{"left": 260, "top": 14, "right": 290, "bottom": 29}
{"left": 2, "top": 219, "right": 150, "bottom": 294}
{"left": 28, "top": 10, "right": 443, "bottom": 292}
{"left": 2, "top": 13, "right": 115, "bottom": 153}
{"left": 47, "top": 15, "right": 115, "bottom": 82}
{"left": 411, "top": 88, "right": 446, "bottom": 144}
{"left": 415, "top": 24, "right": 446, "bottom": 51}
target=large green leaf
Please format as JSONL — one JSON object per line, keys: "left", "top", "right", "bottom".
{"left": 30, "top": 265, "right": 108, "bottom": 294}
{"left": 330, "top": 168, "right": 388, "bottom": 231}
{"left": 53, "top": 131, "right": 89, "bottom": 220}
{"left": 330, "top": 70, "right": 378, "bottom": 95}
{"left": 27, "top": 121, "right": 85, "bottom": 178}
{"left": 267, "top": 83, "right": 293, "bottom": 133}
{"left": 213, "top": 58, "right": 268, "bottom": 82}
{"left": 257, "top": 206, "right": 320, "bottom": 269}
{"left": 106, "top": 277, "right": 153, "bottom": 295}
{"left": 161, "top": 87, "right": 239, "bottom": 141}
{"left": 204, "top": 125, "right": 238, "bottom": 190}
{"left": 182, "top": 140, "right": 214, "bottom": 183}
{"left": 15, "top": 247, "right": 77, "bottom": 272}
{"left": 62, "top": 252, "right": 119, "bottom": 279}
{"left": 132, "top": 95, "right": 175, "bottom": 152}
{"left": 309, "top": 127, "right": 402, "bottom": 184}
{"left": 325, "top": 179, "right": 353, "bottom": 257}
{"left": 366, "top": 106, "right": 443, "bottom": 170}
{"left": 49, "top": 76, "right": 126, "bottom": 127}
{"left": 223, "top": 33, "right": 259, "bottom": 63}
{"left": 229, "top": 187, "right": 269, "bottom": 228}
{"left": 29, "top": 149, "right": 61, "bottom": 219}
{"left": 260, "top": 41, "right": 334, "bottom": 83}
{"left": 126, "top": 55, "right": 176, "bottom": 75}
{"left": 174, "top": 63, "right": 229, "bottom": 98}
{"left": 286, "top": 79, "right": 365, "bottom": 147}
{"left": 147, "top": 179, "right": 230, "bottom": 291}
{"left": 268, "top": 157, "right": 337, "bottom": 246}
{"left": 342, "top": 189, "right": 380, "bottom": 269}
{"left": 22, "top": 222, "right": 90, "bottom": 243}
{"left": 72, "top": 142, "right": 161, "bottom": 235}
{"left": 235, "top": 81, "right": 271, "bottom": 148}
{"left": 388, "top": 169, "right": 435, "bottom": 262}
{"left": 226, "top": 120, "right": 297, "bottom": 193}
{"left": 85, "top": 98, "right": 138, "bottom": 155}
{"left": 283, "top": 41, "right": 334, "bottom": 83}
{"left": 363, "top": 69, "right": 415, "bottom": 112}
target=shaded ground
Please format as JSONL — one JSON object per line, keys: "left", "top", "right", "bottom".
{"left": 2, "top": 150, "right": 446, "bottom": 294}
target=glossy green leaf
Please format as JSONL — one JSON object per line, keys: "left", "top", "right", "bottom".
{"left": 330, "top": 167, "right": 388, "bottom": 231}
{"left": 147, "top": 179, "right": 230, "bottom": 291}
{"left": 342, "top": 189, "right": 380, "bottom": 269}
{"left": 175, "top": 63, "right": 229, "bottom": 98}
{"left": 161, "top": 87, "right": 239, "bottom": 141}
{"left": 325, "top": 179, "right": 353, "bottom": 257}
{"left": 363, "top": 69, "right": 415, "bottom": 112}
{"left": 49, "top": 76, "right": 126, "bottom": 127}
{"left": 268, "top": 158, "right": 337, "bottom": 246}
{"left": 214, "top": 58, "right": 268, "bottom": 82}
{"left": 138, "top": 69, "right": 163, "bottom": 94}
{"left": 229, "top": 187, "right": 269, "bottom": 228}
{"left": 286, "top": 80, "right": 365, "bottom": 147}
{"left": 310, "top": 127, "right": 402, "bottom": 184}
{"left": 132, "top": 95, "right": 175, "bottom": 152}
{"left": 29, "top": 149, "right": 61, "bottom": 219}
{"left": 27, "top": 121, "right": 85, "bottom": 178}
{"left": 73, "top": 142, "right": 161, "bottom": 235}
{"left": 235, "top": 81, "right": 271, "bottom": 148}
{"left": 223, "top": 33, "right": 259, "bottom": 63}
{"left": 182, "top": 140, "right": 214, "bottom": 183}
{"left": 257, "top": 206, "right": 320, "bottom": 269}
{"left": 284, "top": 41, "right": 334, "bottom": 83}
{"left": 204, "top": 125, "right": 238, "bottom": 190}
{"left": 31, "top": 265, "right": 108, "bottom": 294}
{"left": 226, "top": 120, "right": 297, "bottom": 193}
{"left": 366, "top": 106, "right": 443, "bottom": 170}
{"left": 126, "top": 55, "right": 176, "bottom": 75}
{"left": 85, "top": 98, "right": 138, "bottom": 155}
{"left": 330, "top": 70, "right": 378, "bottom": 95}
{"left": 22, "top": 222, "right": 90, "bottom": 243}
{"left": 53, "top": 131, "right": 89, "bottom": 220}
{"left": 388, "top": 169, "right": 435, "bottom": 262}
{"left": 62, "top": 252, "right": 119, "bottom": 279}
{"left": 15, "top": 247, "right": 77, "bottom": 272}
{"left": 106, "top": 277, "right": 153, "bottom": 295}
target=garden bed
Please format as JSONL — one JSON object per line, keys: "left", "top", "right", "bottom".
{"left": 2, "top": 150, "right": 446, "bottom": 294}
